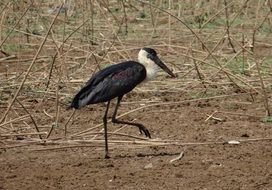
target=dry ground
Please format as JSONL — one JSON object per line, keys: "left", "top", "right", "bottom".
{"left": 1, "top": 90, "right": 272, "bottom": 189}
{"left": 1, "top": 0, "right": 272, "bottom": 190}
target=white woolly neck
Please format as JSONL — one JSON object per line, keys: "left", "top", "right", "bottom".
{"left": 138, "top": 49, "right": 159, "bottom": 81}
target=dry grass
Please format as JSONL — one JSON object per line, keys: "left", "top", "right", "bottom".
{"left": 0, "top": 0, "right": 272, "bottom": 149}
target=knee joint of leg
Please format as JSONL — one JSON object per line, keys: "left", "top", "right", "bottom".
{"left": 112, "top": 118, "right": 117, "bottom": 123}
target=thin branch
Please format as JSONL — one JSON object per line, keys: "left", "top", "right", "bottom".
{"left": 70, "top": 92, "right": 254, "bottom": 137}
{"left": 15, "top": 98, "right": 41, "bottom": 139}
{"left": 0, "top": 1, "right": 33, "bottom": 48}
{"left": 0, "top": 3, "right": 64, "bottom": 124}
{"left": 136, "top": 0, "right": 260, "bottom": 95}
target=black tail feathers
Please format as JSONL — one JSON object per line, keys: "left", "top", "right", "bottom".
{"left": 67, "top": 98, "right": 79, "bottom": 110}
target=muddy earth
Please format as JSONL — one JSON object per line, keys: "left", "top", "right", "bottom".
{"left": 1, "top": 90, "right": 272, "bottom": 189}
{"left": 0, "top": 1, "right": 272, "bottom": 189}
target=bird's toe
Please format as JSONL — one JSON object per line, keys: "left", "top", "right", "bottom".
{"left": 104, "top": 154, "right": 111, "bottom": 159}
{"left": 138, "top": 126, "right": 151, "bottom": 138}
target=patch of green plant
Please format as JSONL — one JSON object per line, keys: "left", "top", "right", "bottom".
{"left": 186, "top": 91, "right": 201, "bottom": 99}
{"left": 109, "top": 7, "right": 120, "bottom": 13}
{"left": 3, "top": 29, "right": 19, "bottom": 38}
{"left": 222, "top": 103, "right": 240, "bottom": 110}
{"left": 138, "top": 11, "right": 147, "bottom": 19}
{"left": 23, "top": 85, "right": 46, "bottom": 94}
{"left": 10, "top": 0, "right": 21, "bottom": 3}
{"left": 3, "top": 43, "right": 23, "bottom": 53}
{"left": 259, "top": 58, "right": 272, "bottom": 76}
{"left": 186, "top": 89, "right": 218, "bottom": 99}
{"left": 262, "top": 116, "right": 272, "bottom": 123}
{"left": 202, "top": 89, "right": 218, "bottom": 98}
{"left": 56, "top": 25, "right": 72, "bottom": 36}
{"left": 195, "top": 13, "right": 209, "bottom": 25}
{"left": 214, "top": 18, "right": 226, "bottom": 26}
{"left": 62, "top": 98, "right": 72, "bottom": 108}
{"left": 230, "top": 17, "right": 244, "bottom": 27}
{"left": 69, "top": 10, "right": 81, "bottom": 21}
{"left": 267, "top": 57, "right": 272, "bottom": 71}
{"left": 259, "top": 24, "right": 272, "bottom": 34}
{"left": 101, "top": 63, "right": 112, "bottom": 70}
{"left": 202, "top": 22, "right": 217, "bottom": 29}
{"left": 0, "top": 93, "right": 5, "bottom": 102}
{"left": 225, "top": 57, "right": 247, "bottom": 75}
{"left": 268, "top": 85, "right": 272, "bottom": 94}
{"left": 265, "top": 58, "right": 272, "bottom": 64}
{"left": 5, "top": 15, "right": 17, "bottom": 25}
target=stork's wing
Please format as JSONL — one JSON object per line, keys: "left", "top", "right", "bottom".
{"left": 70, "top": 61, "right": 146, "bottom": 109}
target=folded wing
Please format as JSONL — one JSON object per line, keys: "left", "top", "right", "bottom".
{"left": 70, "top": 61, "right": 146, "bottom": 109}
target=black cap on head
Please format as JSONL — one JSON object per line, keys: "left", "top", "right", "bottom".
{"left": 142, "top": 47, "right": 176, "bottom": 78}
{"left": 142, "top": 47, "right": 157, "bottom": 57}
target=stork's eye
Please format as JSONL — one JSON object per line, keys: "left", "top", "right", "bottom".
{"left": 147, "top": 53, "right": 155, "bottom": 60}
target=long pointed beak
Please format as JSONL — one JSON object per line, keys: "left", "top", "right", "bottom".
{"left": 154, "top": 56, "right": 176, "bottom": 78}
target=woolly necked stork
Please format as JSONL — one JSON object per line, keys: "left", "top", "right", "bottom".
{"left": 69, "top": 48, "right": 175, "bottom": 158}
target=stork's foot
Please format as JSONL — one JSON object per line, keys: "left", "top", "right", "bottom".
{"left": 104, "top": 151, "right": 110, "bottom": 159}
{"left": 111, "top": 118, "right": 151, "bottom": 138}
{"left": 137, "top": 124, "right": 151, "bottom": 138}
{"left": 105, "top": 154, "right": 111, "bottom": 159}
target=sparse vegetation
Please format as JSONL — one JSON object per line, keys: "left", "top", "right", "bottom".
{"left": 0, "top": 0, "right": 271, "bottom": 189}
{"left": 263, "top": 116, "right": 272, "bottom": 123}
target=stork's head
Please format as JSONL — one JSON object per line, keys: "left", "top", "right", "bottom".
{"left": 138, "top": 48, "right": 175, "bottom": 80}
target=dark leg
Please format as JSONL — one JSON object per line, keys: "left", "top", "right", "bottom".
{"left": 103, "top": 101, "right": 111, "bottom": 159}
{"left": 112, "top": 96, "right": 151, "bottom": 138}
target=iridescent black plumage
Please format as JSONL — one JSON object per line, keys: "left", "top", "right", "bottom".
{"left": 69, "top": 48, "right": 175, "bottom": 158}
{"left": 70, "top": 61, "right": 146, "bottom": 109}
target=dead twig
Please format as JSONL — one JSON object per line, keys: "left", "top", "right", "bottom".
{"left": 0, "top": 115, "right": 29, "bottom": 129}
{"left": 72, "top": 131, "right": 149, "bottom": 141}
{"left": 0, "top": 132, "right": 47, "bottom": 137}
{"left": 0, "top": 1, "right": 33, "bottom": 49}
{"left": 223, "top": 0, "right": 236, "bottom": 53}
{"left": 70, "top": 92, "right": 255, "bottom": 137}
{"left": 0, "top": 3, "right": 64, "bottom": 124}
{"left": 64, "top": 109, "right": 76, "bottom": 136}
{"left": 15, "top": 98, "right": 41, "bottom": 139}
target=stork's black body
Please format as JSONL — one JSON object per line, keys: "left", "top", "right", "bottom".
{"left": 70, "top": 48, "right": 175, "bottom": 158}
{"left": 70, "top": 61, "right": 146, "bottom": 108}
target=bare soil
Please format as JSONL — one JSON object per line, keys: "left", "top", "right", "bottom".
{"left": 1, "top": 90, "right": 272, "bottom": 190}
{"left": 1, "top": 1, "right": 272, "bottom": 190}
